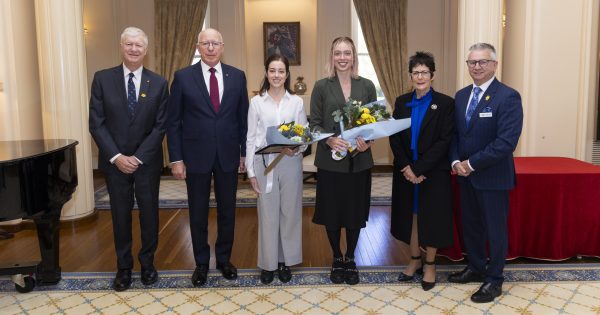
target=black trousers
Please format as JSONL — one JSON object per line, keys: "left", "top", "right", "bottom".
{"left": 185, "top": 161, "right": 238, "bottom": 265}
{"left": 105, "top": 163, "right": 161, "bottom": 270}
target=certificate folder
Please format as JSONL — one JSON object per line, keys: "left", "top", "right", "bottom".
{"left": 255, "top": 143, "right": 300, "bottom": 155}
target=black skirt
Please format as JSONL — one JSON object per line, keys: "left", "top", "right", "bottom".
{"left": 312, "top": 168, "right": 371, "bottom": 229}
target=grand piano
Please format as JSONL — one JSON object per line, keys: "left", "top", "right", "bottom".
{"left": 0, "top": 139, "right": 78, "bottom": 292}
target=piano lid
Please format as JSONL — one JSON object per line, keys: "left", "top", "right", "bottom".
{"left": 0, "top": 139, "right": 78, "bottom": 164}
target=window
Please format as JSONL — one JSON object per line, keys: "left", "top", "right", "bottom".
{"left": 351, "top": 4, "right": 385, "bottom": 101}
{"left": 191, "top": 6, "right": 210, "bottom": 65}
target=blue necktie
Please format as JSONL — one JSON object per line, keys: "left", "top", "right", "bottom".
{"left": 465, "top": 86, "right": 481, "bottom": 126}
{"left": 127, "top": 72, "right": 137, "bottom": 118}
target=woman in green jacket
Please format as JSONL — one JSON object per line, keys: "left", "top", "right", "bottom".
{"left": 309, "top": 37, "right": 377, "bottom": 285}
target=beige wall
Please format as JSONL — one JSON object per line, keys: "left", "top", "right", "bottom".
{"left": 504, "top": 0, "right": 599, "bottom": 160}
{"left": 406, "top": 0, "right": 458, "bottom": 97}
{"left": 244, "top": 0, "right": 317, "bottom": 103}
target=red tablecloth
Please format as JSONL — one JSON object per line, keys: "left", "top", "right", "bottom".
{"left": 439, "top": 157, "right": 600, "bottom": 261}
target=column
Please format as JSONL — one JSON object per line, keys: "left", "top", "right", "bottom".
{"left": 0, "top": 0, "right": 44, "bottom": 141}
{"left": 503, "top": 0, "right": 599, "bottom": 159}
{"left": 455, "top": 0, "right": 504, "bottom": 89}
{"left": 34, "top": 0, "right": 95, "bottom": 219}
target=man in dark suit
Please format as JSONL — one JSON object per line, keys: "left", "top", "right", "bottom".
{"left": 448, "top": 43, "right": 523, "bottom": 303}
{"left": 89, "top": 27, "right": 168, "bottom": 291}
{"left": 166, "top": 28, "right": 248, "bottom": 286}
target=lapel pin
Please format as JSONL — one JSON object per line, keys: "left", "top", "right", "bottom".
{"left": 431, "top": 104, "right": 437, "bottom": 110}
{"left": 140, "top": 93, "right": 147, "bottom": 98}
{"left": 485, "top": 95, "right": 490, "bottom": 101}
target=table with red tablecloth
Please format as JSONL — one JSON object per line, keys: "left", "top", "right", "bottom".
{"left": 439, "top": 157, "right": 600, "bottom": 261}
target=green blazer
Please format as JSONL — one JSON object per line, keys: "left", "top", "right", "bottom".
{"left": 309, "top": 75, "right": 377, "bottom": 173}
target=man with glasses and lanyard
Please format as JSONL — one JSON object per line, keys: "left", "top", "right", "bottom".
{"left": 448, "top": 43, "right": 523, "bottom": 303}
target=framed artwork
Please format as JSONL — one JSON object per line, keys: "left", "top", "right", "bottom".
{"left": 263, "top": 22, "right": 301, "bottom": 65}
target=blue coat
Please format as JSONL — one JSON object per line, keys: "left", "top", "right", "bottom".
{"left": 166, "top": 62, "right": 249, "bottom": 174}
{"left": 450, "top": 78, "right": 523, "bottom": 190}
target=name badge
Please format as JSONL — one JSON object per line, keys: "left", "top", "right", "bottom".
{"left": 479, "top": 112, "right": 493, "bottom": 118}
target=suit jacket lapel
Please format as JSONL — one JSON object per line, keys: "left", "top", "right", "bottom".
{"left": 132, "top": 69, "right": 152, "bottom": 122}
{"left": 111, "top": 66, "right": 129, "bottom": 118}
{"left": 467, "top": 79, "right": 499, "bottom": 132}
{"left": 331, "top": 77, "right": 347, "bottom": 104}
{"left": 191, "top": 63, "right": 217, "bottom": 115}
{"left": 221, "top": 64, "right": 231, "bottom": 112}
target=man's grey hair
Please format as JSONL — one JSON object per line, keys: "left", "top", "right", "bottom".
{"left": 120, "top": 26, "right": 148, "bottom": 47}
{"left": 469, "top": 42, "right": 496, "bottom": 60}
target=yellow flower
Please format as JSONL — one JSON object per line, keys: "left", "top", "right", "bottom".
{"left": 279, "top": 124, "right": 290, "bottom": 132}
{"left": 361, "top": 113, "right": 371, "bottom": 120}
{"left": 293, "top": 124, "right": 304, "bottom": 135}
{"left": 485, "top": 95, "right": 490, "bottom": 101}
{"left": 362, "top": 108, "right": 370, "bottom": 114}
{"left": 356, "top": 120, "right": 362, "bottom": 125}
{"left": 140, "top": 93, "right": 147, "bottom": 98}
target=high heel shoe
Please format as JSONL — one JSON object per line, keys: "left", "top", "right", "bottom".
{"left": 398, "top": 255, "right": 423, "bottom": 282}
{"left": 421, "top": 260, "right": 436, "bottom": 291}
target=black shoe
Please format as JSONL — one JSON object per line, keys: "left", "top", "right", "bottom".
{"left": 113, "top": 269, "right": 132, "bottom": 292}
{"left": 448, "top": 267, "right": 485, "bottom": 284}
{"left": 216, "top": 261, "right": 238, "bottom": 280}
{"left": 191, "top": 264, "right": 209, "bottom": 287}
{"left": 330, "top": 256, "right": 345, "bottom": 284}
{"left": 344, "top": 257, "right": 359, "bottom": 285}
{"left": 398, "top": 255, "right": 423, "bottom": 282}
{"left": 420, "top": 260, "right": 436, "bottom": 291}
{"left": 471, "top": 282, "right": 502, "bottom": 303}
{"left": 277, "top": 263, "right": 292, "bottom": 283}
{"left": 260, "top": 269, "right": 275, "bottom": 284}
{"left": 141, "top": 267, "right": 158, "bottom": 286}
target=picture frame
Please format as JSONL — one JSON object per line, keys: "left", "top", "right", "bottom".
{"left": 263, "top": 22, "right": 301, "bottom": 66}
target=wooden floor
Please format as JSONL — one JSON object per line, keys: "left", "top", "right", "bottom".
{"left": 3, "top": 170, "right": 595, "bottom": 273}
{"left": 0, "top": 206, "right": 412, "bottom": 272}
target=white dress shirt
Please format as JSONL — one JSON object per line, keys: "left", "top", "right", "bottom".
{"left": 200, "top": 60, "right": 224, "bottom": 102}
{"left": 123, "top": 64, "right": 143, "bottom": 101}
{"left": 245, "top": 90, "right": 307, "bottom": 185}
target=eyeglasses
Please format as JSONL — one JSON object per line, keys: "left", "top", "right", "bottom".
{"left": 198, "top": 41, "right": 224, "bottom": 48}
{"left": 466, "top": 59, "right": 496, "bottom": 68}
{"left": 410, "top": 71, "right": 431, "bottom": 78}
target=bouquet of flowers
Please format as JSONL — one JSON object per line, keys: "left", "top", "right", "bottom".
{"left": 257, "top": 122, "right": 333, "bottom": 174}
{"left": 277, "top": 121, "right": 313, "bottom": 143}
{"left": 330, "top": 99, "right": 411, "bottom": 160}
{"left": 333, "top": 99, "right": 391, "bottom": 130}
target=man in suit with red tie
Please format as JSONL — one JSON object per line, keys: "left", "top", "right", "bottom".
{"left": 89, "top": 27, "right": 168, "bottom": 291}
{"left": 166, "top": 28, "right": 249, "bottom": 286}
{"left": 448, "top": 43, "right": 523, "bottom": 303}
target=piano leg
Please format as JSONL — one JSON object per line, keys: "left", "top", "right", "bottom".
{"left": 33, "top": 212, "right": 61, "bottom": 284}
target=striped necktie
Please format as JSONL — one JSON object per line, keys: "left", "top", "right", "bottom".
{"left": 127, "top": 72, "right": 137, "bottom": 118}
{"left": 465, "top": 86, "right": 481, "bottom": 126}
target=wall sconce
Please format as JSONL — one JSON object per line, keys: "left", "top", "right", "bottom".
{"left": 84, "top": 26, "right": 89, "bottom": 35}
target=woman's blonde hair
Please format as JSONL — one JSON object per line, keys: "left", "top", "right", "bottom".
{"left": 325, "top": 37, "right": 359, "bottom": 79}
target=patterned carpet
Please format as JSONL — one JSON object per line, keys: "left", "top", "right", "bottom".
{"left": 94, "top": 174, "right": 393, "bottom": 209}
{"left": 2, "top": 264, "right": 600, "bottom": 314}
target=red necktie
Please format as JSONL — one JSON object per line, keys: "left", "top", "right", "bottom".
{"left": 209, "top": 68, "right": 220, "bottom": 112}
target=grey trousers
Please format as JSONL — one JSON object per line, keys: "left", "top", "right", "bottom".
{"left": 253, "top": 154, "right": 303, "bottom": 271}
